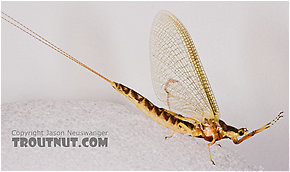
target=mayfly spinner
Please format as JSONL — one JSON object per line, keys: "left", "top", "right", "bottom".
{"left": 1, "top": 11, "right": 283, "bottom": 165}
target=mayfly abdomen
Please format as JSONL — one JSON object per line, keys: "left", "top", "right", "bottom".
{"left": 2, "top": 10, "right": 283, "bottom": 166}
{"left": 113, "top": 82, "right": 192, "bottom": 135}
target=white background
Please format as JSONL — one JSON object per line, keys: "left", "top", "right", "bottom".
{"left": 2, "top": 2, "right": 289, "bottom": 170}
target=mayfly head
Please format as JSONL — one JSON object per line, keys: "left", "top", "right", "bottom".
{"left": 237, "top": 128, "right": 248, "bottom": 136}
{"left": 219, "top": 112, "right": 283, "bottom": 145}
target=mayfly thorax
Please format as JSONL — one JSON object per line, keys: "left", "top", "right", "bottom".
{"left": 1, "top": 11, "right": 283, "bottom": 165}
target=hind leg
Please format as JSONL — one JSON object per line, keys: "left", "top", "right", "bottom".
{"left": 165, "top": 132, "right": 175, "bottom": 139}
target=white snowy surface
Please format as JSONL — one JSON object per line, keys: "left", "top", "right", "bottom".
{"left": 1, "top": 100, "right": 262, "bottom": 170}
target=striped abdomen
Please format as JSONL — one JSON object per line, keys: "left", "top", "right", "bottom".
{"left": 112, "top": 82, "right": 195, "bottom": 135}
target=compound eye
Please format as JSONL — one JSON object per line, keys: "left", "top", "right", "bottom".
{"left": 238, "top": 130, "right": 244, "bottom": 136}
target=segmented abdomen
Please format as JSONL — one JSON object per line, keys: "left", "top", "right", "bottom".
{"left": 112, "top": 82, "right": 195, "bottom": 134}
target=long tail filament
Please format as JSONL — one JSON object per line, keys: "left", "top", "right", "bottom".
{"left": 1, "top": 11, "right": 113, "bottom": 84}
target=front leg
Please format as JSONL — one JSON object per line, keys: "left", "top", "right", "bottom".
{"left": 234, "top": 112, "right": 283, "bottom": 144}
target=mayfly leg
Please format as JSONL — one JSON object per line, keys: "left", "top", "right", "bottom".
{"left": 234, "top": 111, "right": 284, "bottom": 144}
{"left": 208, "top": 141, "right": 216, "bottom": 165}
{"left": 165, "top": 132, "right": 175, "bottom": 139}
{"left": 215, "top": 142, "right": 222, "bottom": 147}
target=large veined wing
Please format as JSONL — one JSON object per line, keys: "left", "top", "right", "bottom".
{"left": 150, "top": 11, "right": 220, "bottom": 122}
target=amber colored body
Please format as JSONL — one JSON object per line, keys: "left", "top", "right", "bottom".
{"left": 1, "top": 11, "right": 283, "bottom": 165}
{"left": 113, "top": 82, "right": 247, "bottom": 143}
{"left": 113, "top": 82, "right": 282, "bottom": 165}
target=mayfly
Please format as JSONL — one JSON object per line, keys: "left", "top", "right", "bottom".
{"left": 1, "top": 11, "right": 283, "bottom": 165}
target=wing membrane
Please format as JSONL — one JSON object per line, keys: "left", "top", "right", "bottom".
{"left": 150, "top": 11, "right": 220, "bottom": 122}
